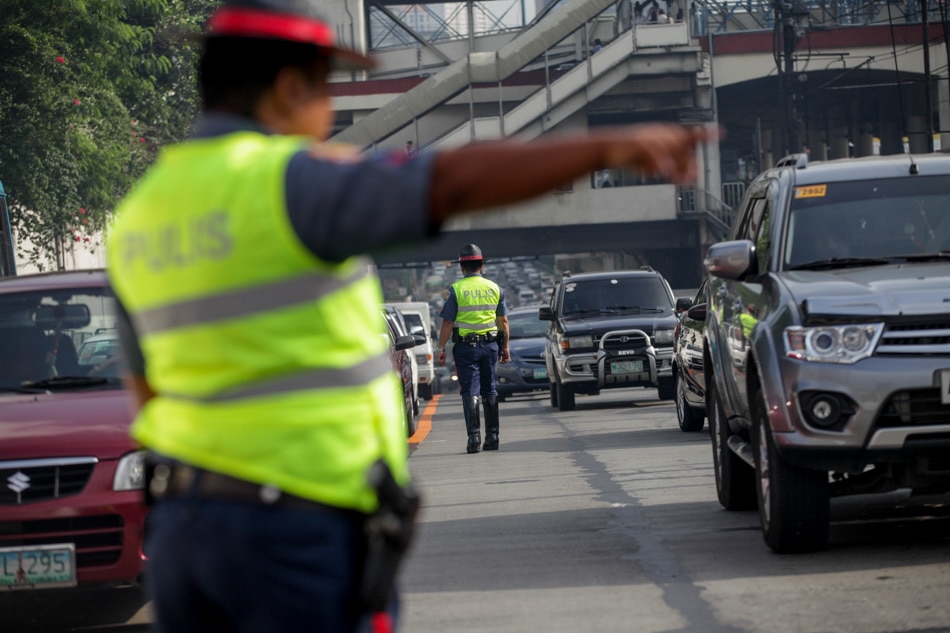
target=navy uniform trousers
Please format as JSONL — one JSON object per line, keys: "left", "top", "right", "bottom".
{"left": 453, "top": 339, "right": 499, "bottom": 397}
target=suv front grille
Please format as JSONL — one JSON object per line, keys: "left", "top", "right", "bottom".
{"left": 600, "top": 332, "right": 650, "bottom": 350}
{"left": 875, "top": 389, "right": 950, "bottom": 428}
{"left": 877, "top": 319, "right": 950, "bottom": 356}
{"left": 0, "top": 515, "right": 125, "bottom": 568}
{"left": 0, "top": 458, "right": 97, "bottom": 505}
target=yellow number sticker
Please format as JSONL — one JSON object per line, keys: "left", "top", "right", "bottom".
{"left": 794, "top": 185, "right": 827, "bottom": 198}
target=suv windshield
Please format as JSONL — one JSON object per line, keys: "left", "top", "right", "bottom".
{"left": 784, "top": 175, "right": 950, "bottom": 269}
{"left": 0, "top": 285, "right": 122, "bottom": 389}
{"left": 508, "top": 311, "right": 548, "bottom": 339}
{"left": 560, "top": 277, "right": 673, "bottom": 316}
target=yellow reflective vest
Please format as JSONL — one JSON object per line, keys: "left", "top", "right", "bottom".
{"left": 451, "top": 275, "right": 501, "bottom": 336}
{"left": 107, "top": 131, "right": 408, "bottom": 513}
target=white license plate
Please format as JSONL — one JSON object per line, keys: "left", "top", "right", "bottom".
{"left": 610, "top": 360, "right": 643, "bottom": 374}
{"left": 941, "top": 369, "right": 950, "bottom": 405}
{"left": 533, "top": 368, "right": 548, "bottom": 380}
{"left": 0, "top": 544, "right": 76, "bottom": 590}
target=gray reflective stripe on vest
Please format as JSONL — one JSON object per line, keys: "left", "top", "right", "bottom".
{"left": 160, "top": 352, "right": 392, "bottom": 403}
{"left": 454, "top": 320, "right": 497, "bottom": 330}
{"left": 457, "top": 303, "right": 497, "bottom": 312}
{"left": 135, "top": 266, "right": 370, "bottom": 336}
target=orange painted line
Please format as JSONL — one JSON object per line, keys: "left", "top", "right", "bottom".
{"left": 409, "top": 394, "right": 441, "bottom": 445}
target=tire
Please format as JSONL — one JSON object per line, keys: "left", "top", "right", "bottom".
{"left": 752, "top": 389, "right": 830, "bottom": 553}
{"left": 405, "top": 396, "right": 417, "bottom": 438}
{"left": 420, "top": 383, "right": 433, "bottom": 401}
{"left": 675, "top": 371, "right": 705, "bottom": 432}
{"left": 556, "top": 381, "right": 575, "bottom": 411}
{"left": 708, "top": 380, "right": 757, "bottom": 510}
{"left": 549, "top": 381, "right": 558, "bottom": 407}
{"left": 657, "top": 376, "right": 675, "bottom": 401}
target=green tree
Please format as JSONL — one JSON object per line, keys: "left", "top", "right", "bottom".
{"left": 0, "top": 0, "right": 213, "bottom": 269}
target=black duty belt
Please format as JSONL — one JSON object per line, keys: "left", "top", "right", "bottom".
{"left": 146, "top": 456, "right": 361, "bottom": 518}
{"left": 461, "top": 332, "right": 498, "bottom": 343}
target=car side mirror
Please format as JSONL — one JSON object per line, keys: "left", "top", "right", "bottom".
{"left": 412, "top": 334, "right": 427, "bottom": 347}
{"left": 705, "top": 240, "right": 757, "bottom": 281}
{"left": 686, "top": 302, "right": 707, "bottom": 321}
{"left": 675, "top": 297, "right": 693, "bottom": 313}
{"left": 538, "top": 306, "right": 553, "bottom": 321}
{"left": 394, "top": 335, "right": 416, "bottom": 351}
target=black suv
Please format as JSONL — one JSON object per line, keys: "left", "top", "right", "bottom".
{"left": 540, "top": 268, "right": 678, "bottom": 410}
{"left": 702, "top": 152, "right": 950, "bottom": 553}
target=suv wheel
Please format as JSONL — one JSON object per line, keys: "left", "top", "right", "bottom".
{"left": 556, "top": 381, "right": 575, "bottom": 411}
{"left": 675, "top": 371, "right": 705, "bottom": 432}
{"left": 752, "top": 389, "right": 830, "bottom": 553}
{"left": 708, "top": 380, "right": 757, "bottom": 510}
{"left": 549, "top": 381, "right": 558, "bottom": 407}
{"left": 657, "top": 376, "right": 675, "bottom": 401}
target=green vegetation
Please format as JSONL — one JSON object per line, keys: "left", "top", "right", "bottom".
{"left": 0, "top": 0, "right": 215, "bottom": 268}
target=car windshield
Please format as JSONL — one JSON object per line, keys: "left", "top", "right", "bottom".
{"left": 561, "top": 278, "right": 673, "bottom": 316}
{"left": 784, "top": 175, "right": 950, "bottom": 269}
{"left": 507, "top": 311, "right": 548, "bottom": 339}
{"left": 0, "top": 285, "right": 123, "bottom": 389}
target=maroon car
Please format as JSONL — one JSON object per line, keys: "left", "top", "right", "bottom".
{"left": 0, "top": 270, "right": 146, "bottom": 591}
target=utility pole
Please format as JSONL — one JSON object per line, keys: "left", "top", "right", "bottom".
{"left": 921, "top": 0, "right": 934, "bottom": 152}
{"left": 0, "top": 180, "right": 17, "bottom": 277}
{"left": 775, "top": 0, "right": 805, "bottom": 154}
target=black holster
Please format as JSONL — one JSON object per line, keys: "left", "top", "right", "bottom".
{"left": 359, "top": 459, "right": 421, "bottom": 614}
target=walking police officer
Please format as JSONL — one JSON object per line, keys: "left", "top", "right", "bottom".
{"left": 436, "top": 245, "right": 510, "bottom": 453}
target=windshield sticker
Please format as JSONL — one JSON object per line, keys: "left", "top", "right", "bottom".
{"left": 794, "top": 185, "right": 827, "bottom": 198}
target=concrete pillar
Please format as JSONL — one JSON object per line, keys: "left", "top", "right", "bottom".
{"left": 907, "top": 115, "right": 929, "bottom": 154}
{"left": 807, "top": 129, "right": 827, "bottom": 161}
{"left": 760, "top": 128, "right": 774, "bottom": 170}
{"left": 856, "top": 132, "right": 875, "bottom": 157}
{"left": 877, "top": 120, "right": 903, "bottom": 155}
{"left": 829, "top": 126, "right": 850, "bottom": 159}
{"left": 940, "top": 74, "right": 950, "bottom": 152}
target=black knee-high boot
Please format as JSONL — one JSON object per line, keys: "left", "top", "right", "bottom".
{"left": 483, "top": 395, "right": 499, "bottom": 450}
{"left": 462, "top": 396, "right": 481, "bottom": 454}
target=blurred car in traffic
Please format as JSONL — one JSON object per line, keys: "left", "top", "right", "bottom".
{"left": 381, "top": 308, "right": 422, "bottom": 438}
{"left": 382, "top": 304, "right": 420, "bottom": 417}
{"left": 495, "top": 306, "right": 549, "bottom": 401}
{"left": 671, "top": 281, "right": 707, "bottom": 432}
{"left": 0, "top": 270, "right": 146, "bottom": 591}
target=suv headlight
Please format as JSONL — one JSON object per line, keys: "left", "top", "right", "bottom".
{"left": 784, "top": 324, "right": 883, "bottom": 364}
{"left": 113, "top": 450, "right": 146, "bottom": 491}
{"left": 654, "top": 329, "right": 674, "bottom": 345}
{"left": 560, "top": 334, "right": 594, "bottom": 351}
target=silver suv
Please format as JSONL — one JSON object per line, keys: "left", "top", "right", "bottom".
{"left": 702, "top": 153, "right": 950, "bottom": 553}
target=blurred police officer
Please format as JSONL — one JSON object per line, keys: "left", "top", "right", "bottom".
{"left": 106, "top": 1, "right": 716, "bottom": 630}
{"left": 436, "top": 245, "right": 509, "bottom": 453}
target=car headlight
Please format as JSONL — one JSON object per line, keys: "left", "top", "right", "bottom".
{"left": 784, "top": 324, "right": 883, "bottom": 364}
{"left": 113, "top": 450, "right": 146, "bottom": 491}
{"left": 654, "top": 329, "right": 674, "bottom": 344}
{"left": 560, "top": 334, "right": 593, "bottom": 351}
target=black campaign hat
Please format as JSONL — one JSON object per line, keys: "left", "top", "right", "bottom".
{"left": 452, "top": 244, "right": 484, "bottom": 264}
{"left": 205, "top": 0, "right": 375, "bottom": 71}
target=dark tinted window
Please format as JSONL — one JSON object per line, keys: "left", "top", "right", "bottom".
{"left": 560, "top": 277, "right": 673, "bottom": 315}
{"left": 784, "top": 175, "right": 950, "bottom": 267}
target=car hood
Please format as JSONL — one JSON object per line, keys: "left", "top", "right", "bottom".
{"left": 779, "top": 263, "right": 950, "bottom": 317}
{"left": 0, "top": 389, "right": 135, "bottom": 460}
{"left": 558, "top": 313, "right": 676, "bottom": 334}
{"left": 510, "top": 337, "right": 546, "bottom": 359}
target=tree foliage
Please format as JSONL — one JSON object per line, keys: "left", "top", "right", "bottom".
{"left": 0, "top": 0, "right": 215, "bottom": 269}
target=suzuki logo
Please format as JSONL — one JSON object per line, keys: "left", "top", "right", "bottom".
{"left": 8, "top": 471, "right": 30, "bottom": 503}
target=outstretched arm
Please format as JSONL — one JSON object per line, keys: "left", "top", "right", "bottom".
{"left": 428, "top": 124, "right": 717, "bottom": 222}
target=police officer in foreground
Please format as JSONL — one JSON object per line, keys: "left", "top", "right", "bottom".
{"left": 436, "top": 245, "right": 509, "bottom": 453}
{"left": 106, "top": 0, "right": 716, "bottom": 630}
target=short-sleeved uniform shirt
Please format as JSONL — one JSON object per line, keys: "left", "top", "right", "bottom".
{"left": 116, "top": 114, "right": 438, "bottom": 370}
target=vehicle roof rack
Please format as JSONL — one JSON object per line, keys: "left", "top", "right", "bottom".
{"left": 640, "top": 265, "right": 656, "bottom": 272}
{"left": 775, "top": 153, "right": 808, "bottom": 169}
